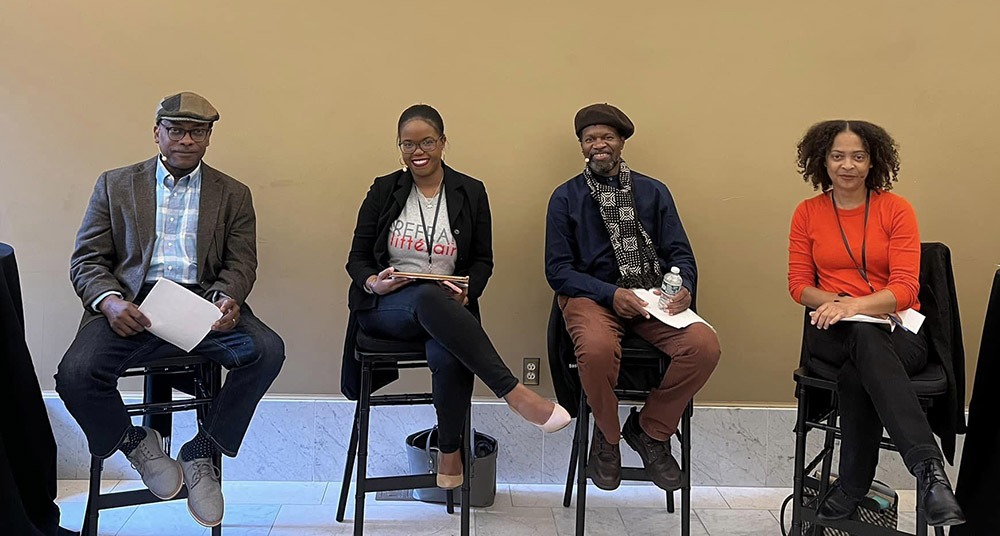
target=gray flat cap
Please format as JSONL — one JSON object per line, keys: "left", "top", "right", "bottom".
{"left": 156, "top": 91, "right": 219, "bottom": 123}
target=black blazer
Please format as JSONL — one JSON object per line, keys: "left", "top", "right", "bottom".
{"left": 341, "top": 164, "right": 494, "bottom": 399}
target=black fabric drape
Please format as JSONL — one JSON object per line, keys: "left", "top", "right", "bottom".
{"left": 951, "top": 269, "right": 1000, "bottom": 536}
{"left": 917, "top": 243, "right": 967, "bottom": 462}
{"left": 0, "top": 243, "right": 62, "bottom": 535}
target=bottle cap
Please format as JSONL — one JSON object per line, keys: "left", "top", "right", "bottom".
{"left": 670, "top": 266, "right": 680, "bottom": 274}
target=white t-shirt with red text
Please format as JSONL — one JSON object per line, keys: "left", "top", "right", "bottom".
{"left": 387, "top": 185, "right": 458, "bottom": 275}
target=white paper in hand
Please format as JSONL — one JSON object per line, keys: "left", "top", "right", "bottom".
{"left": 840, "top": 314, "right": 892, "bottom": 325}
{"left": 632, "top": 288, "right": 715, "bottom": 332}
{"left": 137, "top": 279, "right": 223, "bottom": 352}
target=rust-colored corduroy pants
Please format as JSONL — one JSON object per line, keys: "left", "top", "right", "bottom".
{"left": 559, "top": 295, "right": 721, "bottom": 442}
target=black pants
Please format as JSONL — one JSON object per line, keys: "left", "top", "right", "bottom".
{"left": 356, "top": 282, "right": 519, "bottom": 453}
{"left": 805, "top": 322, "right": 942, "bottom": 497}
{"left": 55, "top": 285, "right": 285, "bottom": 458}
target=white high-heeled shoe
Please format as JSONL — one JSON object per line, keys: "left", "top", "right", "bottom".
{"left": 513, "top": 402, "right": 572, "bottom": 433}
{"left": 436, "top": 451, "right": 463, "bottom": 490}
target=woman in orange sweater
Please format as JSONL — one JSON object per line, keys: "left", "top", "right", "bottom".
{"left": 788, "top": 120, "right": 964, "bottom": 527}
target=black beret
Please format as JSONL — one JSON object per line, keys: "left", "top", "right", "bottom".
{"left": 574, "top": 103, "right": 634, "bottom": 140}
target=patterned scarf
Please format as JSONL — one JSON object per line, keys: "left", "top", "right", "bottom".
{"left": 584, "top": 160, "right": 662, "bottom": 289}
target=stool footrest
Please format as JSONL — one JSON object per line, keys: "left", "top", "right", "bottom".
{"left": 362, "top": 474, "right": 438, "bottom": 493}
{"left": 799, "top": 505, "right": 914, "bottom": 536}
{"left": 806, "top": 421, "right": 898, "bottom": 452}
{"left": 96, "top": 487, "right": 190, "bottom": 509}
{"left": 124, "top": 397, "right": 214, "bottom": 416}
{"left": 370, "top": 394, "right": 434, "bottom": 406}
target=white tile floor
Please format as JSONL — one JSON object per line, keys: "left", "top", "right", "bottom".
{"left": 56, "top": 480, "right": 928, "bottom": 536}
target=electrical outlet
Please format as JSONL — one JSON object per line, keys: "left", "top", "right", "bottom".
{"left": 523, "top": 357, "right": 540, "bottom": 386}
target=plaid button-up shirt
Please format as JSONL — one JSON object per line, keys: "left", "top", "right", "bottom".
{"left": 145, "top": 157, "right": 202, "bottom": 283}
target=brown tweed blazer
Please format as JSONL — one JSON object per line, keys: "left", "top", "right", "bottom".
{"left": 70, "top": 156, "right": 257, "bottom": 329}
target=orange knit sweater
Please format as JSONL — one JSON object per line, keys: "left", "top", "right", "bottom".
{"left": 788, "top": 190, "right": 921, "bottom": 311}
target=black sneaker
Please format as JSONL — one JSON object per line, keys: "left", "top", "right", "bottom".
{"left": 621, "top": 408, "right": 681, "bottom": 491}
{"left": 588, "top": 424, "right": 621, "bottom": 490}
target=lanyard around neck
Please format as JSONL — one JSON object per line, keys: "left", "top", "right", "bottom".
{"left": 416, "top": 185, "right": 444, "bottom": 265}
{"left": 831, "top": 188, "right": 875, "bottom": 293}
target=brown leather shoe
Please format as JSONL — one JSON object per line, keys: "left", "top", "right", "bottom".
{"left": 588, "top": 424, "right": 621, "bottom": 491}
{"left": 621, "top": 408, "right": 681, "bottom": 491}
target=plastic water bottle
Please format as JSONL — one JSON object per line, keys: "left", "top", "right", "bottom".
{"left": 658, "top": 267, "right": 683, "bottom": 311}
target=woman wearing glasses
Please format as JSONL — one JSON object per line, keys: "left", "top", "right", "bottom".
{"left": 344, "top": 104, "right": 570, "bottom": 489}
{"left": 787, "top": 120, "right": 964, "bottom": 527}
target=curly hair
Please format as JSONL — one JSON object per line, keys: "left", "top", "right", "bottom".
{"left": 796, "top": 120, "right": 900, "bottom": 191}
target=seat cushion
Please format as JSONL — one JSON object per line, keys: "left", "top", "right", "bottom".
{"left": 355, "top": 328, "right": 426, "bottom": 356}
{"left": 135, "top": 354, "right": 212, "bottom": 369}
{"left": 804, "top": 359, "right": 948, "bottom": 397}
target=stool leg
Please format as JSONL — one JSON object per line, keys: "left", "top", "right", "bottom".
{"left": 460, "top": 407, "right": 472, "bottom": 536}
{"left": 212, "top": 449, "right": 223, "bottom": 535}
{"left": 790, "top": 384, "right": 809, "bottom": 536}
{"left": 81, "top": 455, "right": 102, "bottom": 536}
{"left": 681, "top": 401, "right": 692, "bottom": 536}
{"left": 817, "top": 408, "right": 837, "bottom": 499}
{"left": 353, "top": 360, "right": 374, "bottom": 536}
{"left": 915, "top": 477, "right": 929, "bottom": 536}
{"left": 563, "top": 416, "right": 580, "bottom": 508}
{"left": 916, "top": 510, "right": 928, "bottom": 536}
{"left": 337, "top": 399, "right": 361, "bottom": 523}
{"left": 575, "top": 393, "right": 588, "bottom": 536}
{"left": 143, "top": 373, "right": 173, "bottom": 445}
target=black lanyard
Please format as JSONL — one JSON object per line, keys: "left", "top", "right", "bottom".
{"left": 417, "top": 185, "right": 443, "bottom": 265}
{"left": 831, "top": 189, "right": 875, "bottom": 294}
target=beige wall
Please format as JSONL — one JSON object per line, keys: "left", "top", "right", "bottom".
{"left": 2, "top": 1, "right": 998, "bottom": 403}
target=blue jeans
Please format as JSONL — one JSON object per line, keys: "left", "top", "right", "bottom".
{"left": 357, "top": 282, "right": 519, "bottom": 452}
{"left": 56, "top": 291, "right": 284, "bottom": 458}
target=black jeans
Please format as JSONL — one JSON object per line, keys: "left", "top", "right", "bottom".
{"left": 356, "top": 282, "right": 519, "bottom": 452}
{"left": 805, "top": 321, "right": 942, "bottom": 497}
{"left": 55, "top": 286, "right": 285, "bottom": 458}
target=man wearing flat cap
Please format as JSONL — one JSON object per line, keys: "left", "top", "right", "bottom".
{"left": 545, "top": 103, "right": 720, "bottom": 491}
{"left": 56, "top": 91, "right": 285, "bottom": 527}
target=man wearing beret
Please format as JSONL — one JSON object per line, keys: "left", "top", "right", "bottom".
{"left": 545, "top": 103, "right": 721, "bottom": 491}
{"left": 56, "top": 92, "right": 285, "bottom": 527}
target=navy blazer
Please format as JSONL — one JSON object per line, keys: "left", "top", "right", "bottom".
{"left": 341, "top": 164, "right": 494, "bottom": 399}
{"left": 545, "top": 171, "right": 697, "bottom": 309}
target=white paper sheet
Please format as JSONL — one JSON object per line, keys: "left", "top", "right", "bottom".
{"left": 896, "top": 308, "right": 926, "bottom": 333}
{"left": 137, "top": 279, "right": 223, "bottom": 352}
{"left": 632, "top": 288, "right": 715, "bottom": 332}
{"left": 840, "top": 314, "right": 892, "bottom": 325}
{"left": 837, "top": 308, "right": 925, "bottom": 334}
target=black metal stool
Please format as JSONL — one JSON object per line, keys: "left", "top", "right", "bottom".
{"left": 336, "top": 329, "right": 472, "bottom": 536}
{"left": 789, "top": 358, "right": 949, "bottom": 536}
{"left": 562, "top": 336, "right": 694, "bottom": 536}
{"left": 81, "top": 354, "right": 223, "bottom": 536}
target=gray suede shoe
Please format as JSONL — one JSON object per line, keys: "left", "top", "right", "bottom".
{"left": 180, "top": 457, "right": 224, "bottom": 527}
{"left": 125, "top": 427, "right": 183, "bottom": 500}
